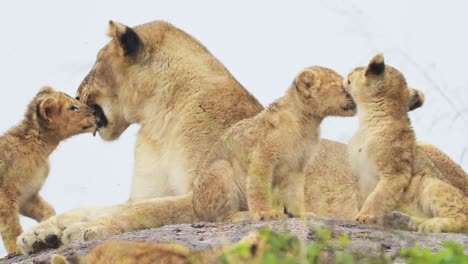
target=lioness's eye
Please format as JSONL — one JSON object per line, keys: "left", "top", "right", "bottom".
{"left": 348, "top": 80, "right": 351, "bottom": 85}
{"left": 69, "top": 105, "right": 79, "bottom": 111}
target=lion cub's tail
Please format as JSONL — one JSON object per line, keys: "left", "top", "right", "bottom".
{"left": 418, "top": 142, "right": 468, "bottom": 196}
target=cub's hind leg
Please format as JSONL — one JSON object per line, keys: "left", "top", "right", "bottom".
{"left": 279, "top": 172, "right": 309, "bottom": 218}
{"left": 356, "top": 174, "right": 410, "bottom": 225}
{"left": 416, "top": 177, "right": 466, "bottom": 233}
{"left": 193, "top": 159, "right": 242, "bottom": 222}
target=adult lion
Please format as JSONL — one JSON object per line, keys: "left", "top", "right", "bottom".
{"left": 18, "top": 21, "right": 467, "bottom": 254}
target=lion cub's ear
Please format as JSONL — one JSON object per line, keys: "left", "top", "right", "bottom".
{"left": 51, "top": 254, "right": 81, "bottom": 264}
{"left": 38, "top": 86, "right": 56, "bottom": 95}
{"left": 38, "top": 97, "right": 58, "bottom": 121}
{"left": 51, "top": 255, "right": 70, "bottom": 264}
{"left": 108, "top": 20, "right": 142, "bottom": 56}
{"left": 408, "top": 87, "right": 425, "bottom": 111}
{"left": 296, "top": 70, "right": 320, "bottom": 91}
{"left": 365, "top": 53, "right": 385, "bottom": 77}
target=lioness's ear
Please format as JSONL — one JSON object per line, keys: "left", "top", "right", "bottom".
{"left": 108, "top": 20, "right": 142, "bottom": 56}
{"left": 408, "top": 87, "right": 425, "bottom": 111}
{"left": 38, "top": 97, "right": 58, "bottom": 121}
{"left": 365, "top": 53, "right": 385, "bottom": 77}
{"left": 296, "top": 70, "right": 320, "bottom": 91}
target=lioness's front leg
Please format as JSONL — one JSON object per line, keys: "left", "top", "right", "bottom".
{"left": 61, "top": 194, "right": 196, "bottom": 244}
{"left": 356, "top": 176, "right": 408, "bottom": 224}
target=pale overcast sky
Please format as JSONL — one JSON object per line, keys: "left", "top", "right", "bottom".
{"left": 0, "top": 0, "right": 467, "bottom": 256}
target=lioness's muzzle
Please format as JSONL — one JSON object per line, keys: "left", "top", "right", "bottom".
{"left": 92, "top": 104, "right": 108, "bottom": 128}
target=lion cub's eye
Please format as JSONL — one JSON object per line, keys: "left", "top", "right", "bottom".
{"left": 69, "top": 105, "right": 80, "bottom": 111}
{"left": 348, "top": 80, "right": 351, "bottom": 85}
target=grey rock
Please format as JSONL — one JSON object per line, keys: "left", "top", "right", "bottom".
{"left": 3, "top": 216, "right": 467, "bottom": 264}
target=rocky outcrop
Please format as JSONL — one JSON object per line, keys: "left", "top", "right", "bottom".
{"left": 3, "top": 216, "right": 467, "bottom": 264}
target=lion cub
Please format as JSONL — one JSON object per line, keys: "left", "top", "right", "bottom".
{"left": 194, "top": 67, "right": 356, "bottom": 221}
{"left": 0, "top": 87, "right": 97, "bottom": 255}
{"left": 345, "top": 54, "right": 466, "bottom": 232}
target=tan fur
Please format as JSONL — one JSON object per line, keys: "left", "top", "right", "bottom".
{"left": 18, "top": 21, "right": 468, "bottom": 254}
{"left": 192, "top": 67, "right": 356, "bottom": 222}
{"left": 51, "top": 241, "right": 219, "bottom": 264}
{"left": 418, "top": 143, "right": 468, "bottom": 196}
{"left": 345, "top": 54, "right": 466, "bottom": 232}
{"left": 0, "top": 87, "right": 96, "bottom": 255}
{"left": 304, "top": 139, "right": 467, "bottom": 222}
{"left": 49, "top": 232, "right": 271, "bottom": 264}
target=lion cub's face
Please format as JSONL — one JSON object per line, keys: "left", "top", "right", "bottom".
{"left": 35, "top": 87, "right": 97, "bottom": 138}
{"left": 296, "top": 67, "right": 356, "bottom": 117}
{"left": 345, "top": 54, "right": 410, "bottom": 111}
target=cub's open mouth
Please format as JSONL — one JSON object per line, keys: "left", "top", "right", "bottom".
{"left": 92, "top": 104, "right": 108, "bottom": 129}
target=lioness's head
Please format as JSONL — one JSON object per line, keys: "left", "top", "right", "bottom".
{"left": 30, "top": 86, "right": 97, "bottom": 139}
{"left": 76, "top": 21, "right": 144, "bottom": 140}
{"left": 344, "top": 54, "right": 419, "bottom": 113}
{"left": 76, "top": 20, "right": 227, "bottom": 141}
{"left": 294, "top": 66, "right": 356, "bottom": 118}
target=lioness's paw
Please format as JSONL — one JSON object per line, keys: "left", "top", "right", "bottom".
{"left": 253, "top": 210, "right": 279, "bottom": 221}
{"left": 417, "top": 219, "right": 443, "bottom": 233}
{"left": 62, "top": 222, "right": 118, "bottom": 244}
{"left": 355, "top": 214, "right": 378, "bottom": 225}
{"left": 17, "top": 221, "right": 62, "bottom": 255}
{"left": 383, "top": 211, "right": 411, "bottom": 230}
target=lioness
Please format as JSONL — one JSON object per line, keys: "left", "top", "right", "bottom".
{"left": 0, "top": 87, "right": 96, "bottom": 255}
{"left": 18, "top": 21, "right": 467, "bottom": 254}
{"left": 346, "top": 54, "right": 466, "bottom": 232}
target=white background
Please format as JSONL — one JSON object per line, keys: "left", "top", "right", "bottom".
{"left": 0, "top": 0, "right": 467, "bottom": 256}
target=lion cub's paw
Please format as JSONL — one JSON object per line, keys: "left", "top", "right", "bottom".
{"left": 253, "top": 210, "right": 280, "bottom": 221}
{"left": 355, "top": 214, "right": 378, "bottom": 225}
{"left": 17, "top": 221, "right": 62, "bottom": 255}
{"left": 286, "top": 210, "right": 315, "bottom": 218}
{"left": 299, "top": 212, "right": 316, "bottom": 218}
{"left": 417, "top": 219, "right": 443, "bottom": 233}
